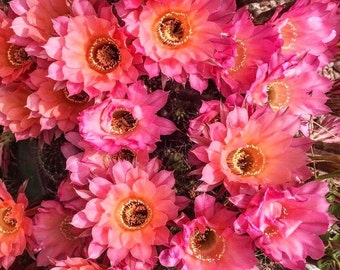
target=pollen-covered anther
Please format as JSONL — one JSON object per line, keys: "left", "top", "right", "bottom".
{"left": 63, "top": 88, "right": 89, "bottom": 104}
{"left": 110, "top": 109, "right": 138, "bottom": 135}
{"left": 156, "top": 12, "right": 192, "bottom": 47}
{"left": 7, "top": 44, "right": 31, "bottom": 67}
{"left": 189, "top": 227, "right": 226, "bottom": 262}
{"left": 267, "top": 81, "right": 290, "bottom": 110}
{"left": 59, "top": 216, "right": 79, "bottom": 241}
{"left": 87, "top": 37, "right": 121, "bottom": 73}
{"left": 229, "top": 39, "right": 247, "bottom": 72}
{"left": 227, "top": 144, "right": 265, "bottom": 176}
{"left": 0, "top": 207, "right": 19, "bottom": 234}
{"left": 119, "top": 199, "right": 152, "bottom": 230}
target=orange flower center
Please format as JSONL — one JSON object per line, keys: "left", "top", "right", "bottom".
{"left": 189, "top": 227, "right": 225, "bottom": 262}
{"left": 229, "top": 39, "right": 247, "bottom": 72}
{"left": 63, "top": 88, "right": 90, "bottom": 104}
{"left": 227, "top": 145, "right": 265, "bottom": 176}
{"left": 59, "top": 216, "right": 79, "bottom": 241}
{"left": 87, "top": 37, "right": 121, "bottom": 73}
{"left": 119, "top": 199, "right": 152, "bottom": 230}
{"left": 266, "top": 81, "right": 290, "bottom": 110}
{"left": 156, "top": 12, "right": 192, "bottom": 47}
{"left": 7, "top": 44, "right": 31, "bottom": 67}
{"left": 103, "top": 148, "right": 136, "bottom": 167}
{"left": 264, "top": 206, "right": 288, "bottom": 238}
{"left": 280, "top": 21, "right": 298, "bottom": 50}
{"left": 110, "top": 109, "right": 138, "bottom": 135}
{"left": 112, "top": 148, "right": 136, "bottom": 162}
{"left": 264, "top": 225, "right": 279, "bottom": 238}
{"left": 0, "top": 207, "right": 19, "bottom": 234}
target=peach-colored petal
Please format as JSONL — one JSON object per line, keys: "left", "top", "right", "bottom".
{"left": 0, "top": 83, "right": 41, "bottom": 140}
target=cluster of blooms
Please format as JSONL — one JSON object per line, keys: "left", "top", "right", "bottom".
{"left": 0, "top": 0, "right": 339, "bottom": 269}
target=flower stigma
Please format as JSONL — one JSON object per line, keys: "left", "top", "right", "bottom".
{"left": 7, "top": 44, "right": 31, "bottom": 67}
{"left": 156, "top": 12, "right": 192, "bottom": 47}
{"left": 0, "top": 207, "right": 19, "bottom": 234}
{"left": 189, "top": 227, "right": 226, "bottom": 262}
{"left": 110, "top": 109, "right": 138, "bottom": 135}
{"left": 119, "top": 199, "right": 152, "bottom": 230}
{"left": 87, "top": 37, "right": 121, "bottom": 73}
{"left": 227, "top": 144, "right": 265, "bottom": 176}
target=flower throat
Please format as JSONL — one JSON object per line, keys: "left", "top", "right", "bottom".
{"left": 156, "top": 12, "right": 192, "bottom": 47}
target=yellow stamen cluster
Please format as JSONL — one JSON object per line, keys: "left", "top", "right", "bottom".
{"left": 281, "top": 21, "right": 298, "bottom": 50}
{"left": 7, "top": 44, "right": 31, "bottom": 67}
{"left": 87, "top": 37, "right": 121, "bottom": 73}
{"left": 110, "top": 109, "right": 138, "bottom": 135}
{"left": 119, "top": 199, "right": 152, "bottom": 230}
{"left": 63, "top": 88, "right": 90, "bottom": 104}
{"left": 229, "top": 39, "right": 247, "bottom": 72}
{"left": 0, "top": 207, "right": 19, "bottom": 234}
{"left": 227, "top": 145, "right": 265, "bottom": 176}
{"left": 156, "top": 12, "right": 192, "bottom": 47}
{"left": 189, "top": 227, "right": 226, "bottom": 262}
{"left": 267, "top": 81, "right": 290, "bottom": 110}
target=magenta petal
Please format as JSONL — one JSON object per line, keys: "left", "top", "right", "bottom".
{"left": 189, "top": 73, "right": 208, "bottom": 93}
{"left": 106, "top": 247, "right": 129, "bottom": 265}
{"left": 194, "top": 193, "right": 215, "bottom": 218}
{"left": 88, "top": 177, "right": 112, "bottom": 197}
{"left": 88, "top": 241, "right": 107, "bottom": 259}
{"left": 159, "top": 246, "right": 182, "bottom": 267}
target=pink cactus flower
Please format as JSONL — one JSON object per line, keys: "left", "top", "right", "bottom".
{"left": 72, "top": 159, "right": 179, "bottom": 266}
{"left": 246, "top": 53, "right": 332, "bottom": 118}
{"left": 125, "top": 0, "right": 234, "bottom": 92}
{"left": 9, "top": 0, "right": 111, "bottom": 58}
{"left": 44, "top": 13, "right": 139, "bottom": 97}
{"left": 191, "top": 107, "right": 311, "bottom": 191}
{"left": 32, "top": 200, "right": 86, "bottom": 266}
{"left": 26, "top": 69, "right": 94, "bottom": 133}
{"left": 215, "top": 7, "right": 280, "bottom": 94}
{"left": 0, "top": 180, "right": 33, "bottom": 269}
{"left": 270, "top": 0, "right": 340, "bottom": 65}
{"left": 78, "top": 81, "right": 177, "bottom": 154}
{"left": 234, "top": 181, "right": 333, "bottom": 270}
{"left": 159, "top": 194, "right": 258, "bottom": 270}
